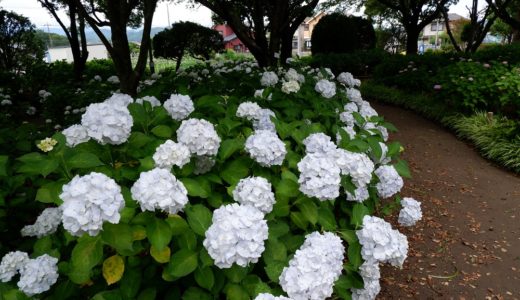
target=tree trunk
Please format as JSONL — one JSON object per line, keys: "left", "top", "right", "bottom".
{"left": 405, "top": 28, "right": 420, "bottom": 55}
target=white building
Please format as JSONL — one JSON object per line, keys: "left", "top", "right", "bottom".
{"left": 45, "top": 44, "right": 108, "bottom": 63}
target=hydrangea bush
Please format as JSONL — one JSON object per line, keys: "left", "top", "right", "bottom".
{"left": 0, "top": 60, "right": 422, "bottom": 299}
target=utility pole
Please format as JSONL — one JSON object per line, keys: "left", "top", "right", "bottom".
{"left": 166, "top": 4, "right": 171, "bottom": 27}
{"left": 44, "top": 23, "right": 53, "bottom": 48}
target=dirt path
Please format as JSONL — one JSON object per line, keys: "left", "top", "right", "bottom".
{"left": 371, "top": 103, "right": 520, "bottom": 299}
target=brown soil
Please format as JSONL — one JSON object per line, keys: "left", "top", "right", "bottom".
{"left": 371, "top": 103, "right": 520, "bottom": 300}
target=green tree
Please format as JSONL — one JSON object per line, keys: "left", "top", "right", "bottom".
{"left": 490, "top": 18, "right": 514, "bottom": 43}
{"left": 35, "top": 30, "right": 70, "bottom": 47}
{"left": 153, "top": 21, "right": 224, "bottom": 71}
{"left": 37, "top": 0, "right": 89, "bottom": 81}
{"left": 188, "top": 0, "right": 319, "bottom": 66}
{"left": 485, "top": 0, "right": 520, "bottom": 41}
{"left": 0, "top": 10, "right": 45, "bottom": 74}
{"left": 74, "top": 0, "right": 158, "bottom": 95}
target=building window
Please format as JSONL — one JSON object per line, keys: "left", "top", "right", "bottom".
{"left": 303, "top": 24, "right": 309, "bottom": 31}
{"left": 304, "top": 40, "right": 311, "bottom": 50}
{"left": 292, "top": 39, "right": 298, "bottom": 49}
{"left": 430, "top": 22, "right": 444, "bottom": 31}
{"left": 234, "top": 45, "right": 242, "bottom": 52}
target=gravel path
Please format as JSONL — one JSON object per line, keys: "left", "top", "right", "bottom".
{"left": 371, "top": 102, "right": 520, "bottom": 299}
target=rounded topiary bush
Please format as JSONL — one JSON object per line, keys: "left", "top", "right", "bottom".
{"left": 311, "top": 13, "right": 376, "bottom": 55}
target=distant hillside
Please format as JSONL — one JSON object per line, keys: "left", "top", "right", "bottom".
{"left": 45, "top": 27, "right": 166, "bottom": 44}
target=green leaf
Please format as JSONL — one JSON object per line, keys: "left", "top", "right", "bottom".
{"left": 128, "top": 132, "right": 154, "bottom": 149}
{"left": 182, "top": 287, "right": 212, "bottom": 300}
{"left": 264, "top": 239, "right": 287, "bottom": 264}
{"left": 220, "top": 157, "right": 251, "bottom": 185}
{"left": 224, "top": 265, "right": 249, "bottom": 283}
{"left": 347, "top": 242, "right": 362, "bottom": 269}
{"left": 318, "top": 205, "right": 337, "bottom": 231}
{"left": 219, "top": 138, "right": 245, "bottom": 160}
{"left": 137, "top": 288, "right": 157, "bottom": 300}
{"left": 69, "top": 235, "right": 103, "bottom": 284}
{"left": 177, "top": 230, "right": 197, "bottom": 250}
{"left": 264, "top": 261, "right": 286, "bottom": 282}
{"left": 35, "top": 180, "right": 66, "bottom": 204}
{"left": 242, "top": 275, "right": 272, "bottom": 297}
{"left": 296, "top": 197, "right": 318, "bottom": 225}
{"left": 166, "top": 215, "right": 190, "bottom": 235}
{"left": 91, "top": 290, "right": 122, "bottom": 300}
{"left": 394, "top": 159, "right": 411, "bottom": 178}
{"left": 351, "top": 203, "right": 369, "bottom": 227}
{"left": 16, "top": 153, "right": 59, "bottom": 177}
{"left": 225, "top": 284, "right": 249, "bottom": 300}
{"left": 101, "top": 223, "right": 134, "bottom": 253}
{"left": 166, "top": 249, "right": 198, "bottom": 277}
{"left": 146, "top": 217, "right": 172, "bottom": 251}
{"left": 367, "top": 137, "right": 383, "bottom": 162}
{"left": 185, "top": 204, "right": 213, "bottom": 236}
{"left": 338, "top": 230, "right": 357, "bottom": 244}
{"left": 0, "top": 155, "right": 8, "bottom": 176}
{"left": 128, "top": 103, "right": 148, "bottom": 129}
{"left": 151, "top": 125, "right": 173, "bottom": 138}
{"left": 268, "top": 221, "right": 290, "bottom": 239}
{"left": 195, "top": 267, "right": 214, "bottom": 290}
{"left": 120, "top": 268, "right": 142, "bottom": 299}
{"left": 275, "top": 179, "right": 300, "bottom": 199}
{"left": 67, "top": 152, "right": 104, "bottom": 169}
{"left": 290, "top": 212, "right": 308, "bottom": 230}
{"left": 180, "top": 177, "right": 211, "bottom": 198}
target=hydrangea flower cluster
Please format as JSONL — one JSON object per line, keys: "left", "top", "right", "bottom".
{"left": 351, "top": 262, "right": 381, "bottom": 300}
{"left": 236, "top": 101, "right": 262, "bottom": 120}
{"left": 0, "top": 252, "right": 58, "bottom": 296}
{"left": 163, "top": 94, "right": 194, "bottom": 121}
{"left": 398, "top": 197, "right": 423, "bottom": 227}
{"left": 21, "top": 207, "right": 62, "bottom": 238}
{"left": 255, "top": 294, "right": 291, "bottom": 300}
{"left": 335, "top": 149, "right": 374, "bottom": 187}
{"left": 104, "top": 93, "right": 133, "bottom": 107}
{"left": 153, "top": 139, "right": 191, "bottom": 169}
{"left": 315, "top": 79, "right": 336, "bottom": 98}
{"left": 284, "top": 68, "right": 304, "bottom": 82}
{"left": 81, "top": 101, "right": 133, "bottom": 145}
{"left": 297, "top": 153, "right": 341, "bottom": 201}
{"left": 62, "top": 124, "right": 90, "bottom": 147}
{"left": 232, "top": 177, "right": 275, "bottom": 214}
{"left": 194, "top": 155, "right": 216, "bottom": 175}
{"left": 303, "top": 133, "right": 337, "bottom": 154}
{"left": 177, "top": 118, "right": 221, "bottom": 156}
{"left": 136, "top": 95, "right": 161, "bottom": 107}
{"left": 261, "top": 71, "right": 279, "bottom": 87}
{"left": 107, "top": 75, "right": 119, "bottom": 84}
{"left": 37, "top": 137, "right": 58, "bottom": 152}
{"left": 279, "top": 232, "right": 345, "bottom": 300}
{"left": 375, "top": 165, "right": 404, "bottom": 198}
{"left": 281, "top": 80, "right": 300, "bottom": 94}
{"left": 60, "top": 172, "right": 125, "bottom": 236}
{"left": 356, "top": 215, "right": 408, "bottom": 267}
{"left": 337, "top": 72, "right": 361, "bottom": 87}
{"left": 203, "top": 203, "right": 268, "bottom": 268}
{"left": 131, "top": 168, "right": 188, "bottom": 214}
{"left": 245, "top": 130, "right": 287, "bottom": 167}
{"left": 17, "top": 254, "right": 59, "bottom": 296}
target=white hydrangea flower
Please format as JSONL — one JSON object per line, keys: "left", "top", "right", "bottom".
{"left": 351, "top": 262, "right": 381, "bottom": 300}
{"left": 337, "top": 72, "right": 361, "bottom": 87}
{"left": 81, "top": 102, "right": 133, "bottom": 145}
{"left": 17, "top": 254, "right": 59, "bottom": 296}
{"left": 315, "top": 79, "right": 336, "bottom": 99}
{"left": 0, "top": 251, "right": 29, "bottom": 282}
{"left": 357, "top": 215, "right": 408, "bottom": 267}
{"left": 60, "top": 172, "right": 124, "bottom": 236}
{"left": 284, "top": 68, "right": 300, "bottom": 82}
{"left": 281, "top": 80, "right": 300, "bottom": 94}
{"left": 136, "top": 95, "right": 161, "bottom": 107}
{"left": 107, "top": 75, "right": 119, "bottom": 84}
{"left": 194, "top": 155, "right": 216, "bottom": 175}
{"left": 203, "top": 204, "right": 268, "bottom": 268}
{"left": 344, "top": 102, "right": 359, "bottom": 113}
{"left": 297, "top": 153, "right": 341, "bottom": 201}
{"left": 303, "top": 133, "right": 337, "bottom": 155}
{"left": 261, "top": 71, "right": 279, "bottom": 87}
{"left": 371, "top": 142, "right": 391, "bottom": 164}
{"left": 346, "top": 88, "right": 363, "bottom": 104}
{"left": 377, "top": 126, "right": 389, "bottom": 141}
{"left": 398, "top": 197, "right": 422, "bottom": 227}
{"left": 21, "top": 207, "right": 62, "bottom": 238}
{"left": 339, "top": 111, "right": 355, "bottom": 126}
{"left": 346, "top": 185, "right": 370, "bottom": 202}
{"left": 253, "top": 111, "right": 276, "bottom": 132}
{"left": 337, "top": 126, "right": 357, "bottom": 142}
{"left": 280, "top": 232, "right": 345, "bottom": 300}
{"left": 375, "top": 165, "right": 403, "bottom": 199}
{"left": 94, "top": 75, "right": 102, "bottom": 81}
{"left": 255, "top": 293, "right": 291, "bottom": 300}
{"left": 335, "top": 149, "right": 374, "bottom": 187}
{"left": 26, "top": 106, "right": 36, "bottom": 115}
{"left": 236, "top": 102, "right": 262, "bottom": 120}
{"left": 153, "top": 140, "right": 191, "bottom": 169}
{"left": 233, "top": 177, "right": 275, "bottom": 214}
{"left": 104, "top": 93, "right": 133, "bottom": 107}
{"left": 245, "top": 130, "right": 286, "bottom": 167}
{"left": 62, "top": 124, "right": 90, "bottom": 147}
{"left": 177, "top": 118, "right": 221, "bottom": 156}
{"left": 163, "top": 94, "right": 194, "bottom": 121}
{"left": 254, "top": 89, "right": 264, "bottom": 98}
{"left": 358, "top": 101, "right": 378, "bottom": 120}
{"left": 131, "top": 168, "right": 188, "bottom": 214}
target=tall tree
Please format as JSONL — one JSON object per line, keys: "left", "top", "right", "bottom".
{"left": 38, "top": 0, "right": 89, "bottom": 81}
{"left": 188, "top": 0, "right": 319, "bottom": 67}
{"left": 485, "top": 0, "right": 520, "bottom": 41}
{"left": 74, "top": 0, "right": 158, "bottom": 95}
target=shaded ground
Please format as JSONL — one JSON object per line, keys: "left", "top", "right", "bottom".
{"left": 372, "top": 102, "right": 520, "bottom": 299}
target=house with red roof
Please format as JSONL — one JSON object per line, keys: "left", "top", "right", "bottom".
{"left": 213, "top": 24, "right": 248, "bottom": 53}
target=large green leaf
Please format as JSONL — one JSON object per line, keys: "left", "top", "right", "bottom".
{"left": 180, "top": 177, "right": 211, "bottom": 198}
{"left": 220, "top": 157, "right": 251, "bottom": 185}
{"left": 35, "top": 180, "right": 66, "bottom": 204}
{"left": 185, "top": 204, "right": 213, "bottom": 236}
{"left": 225, "top": 284, "right": 249, "bottom": 300}
{"left": 151, "top": 125, "right": 172, "bottom": 138}
{"left": 219, "top": 138, "right": 244, "bottom": 160}
{"left": 351, "top": 203, "right": 369, "bottom": 227}
{"left": 195, "top": 267, "right": 214, "bottom": 290}
{"left": 394, "top": 159, "right": 411, "bottom": 178}
{"left": 275, "top": 178, "right": 300, "bottom": 199}
{"left": 69, "top": 236, "right": 103, "bottom": 284}
{"left": 318, "top": 205, "right": 337, "bottom": 231}
{"left": 166, "top": 249, "right": 198, "bottom": 277}
{"left": 67, "top": 152, "right": 104, "bottom": 169}
{"left": 146, "top": 217, "right": 172, "bottom": 251}
{"left": 0, "top": 155, "right": 8, "bottom": 176}
{"left": 16, "top": 153, "right": 59, "bottom": 177}
{"left": 347, "top": 241, "right": 362, "bottom": 269}
{"left": 101, "top": 223, "right": 134, "bottom": 253}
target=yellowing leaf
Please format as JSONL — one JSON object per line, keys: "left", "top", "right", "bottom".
{"left": 102, "top": 255, "right": 125, "bottom": 285}
{"left": 132, "top": 226, "right": 147, "bottom": 241}
{"left": 150, "top": 245, "right": 171, "bottom": 263}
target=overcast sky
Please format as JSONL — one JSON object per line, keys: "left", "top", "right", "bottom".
{"left": 1, "top": 0, "right": 479, "bottom": 32}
